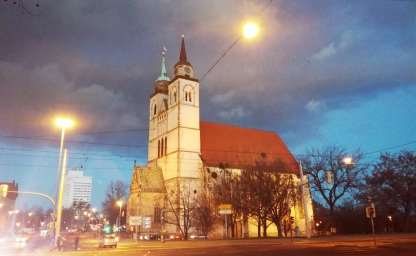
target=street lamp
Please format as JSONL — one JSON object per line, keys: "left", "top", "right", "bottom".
{"left": 342, "top": 156, "right": 353, "bottom": 166}
{"left": 54, "top": 116, "right": 74, "bottom": 245}
{"left": 200, "top": 20, "right": 261, "bottom": 81}
{"left": 242, "top": 21, "right": 260, "bottom": 39}
{"left": 116, "top": 200, "right": 123, "bottom": 230}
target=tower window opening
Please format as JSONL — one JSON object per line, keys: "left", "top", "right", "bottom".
{"left": 157, "top": 140, "right": 160, "bottom": 158}
{"left": 154, "top": 206, "right": 161, "bottom": 224}
{"left": 164, "top": 137, "right": 167, "bottom": 155}
{"left": 161, "top": 138, "right": 164, "bottom": 157}
{"left": 153, "top": 105, "right": 157, "bottom": 115}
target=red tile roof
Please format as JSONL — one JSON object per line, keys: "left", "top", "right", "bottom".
{"left": 200, "top": 121, "right": 299, "bottom": 175}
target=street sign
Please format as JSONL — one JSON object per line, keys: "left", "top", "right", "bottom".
{"left": 128, "top": 216, "right": 142, "bottom": 226}
{"left": 143, "top": 216, "right": 151, "bottom": 229}
{"left": 218, "top": 204, "right": 233, "bottom": 215}
{"left": 366, "top": 203, "right": 376, "bottom": 218}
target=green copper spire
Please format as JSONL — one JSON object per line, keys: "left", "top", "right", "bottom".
{"left": 157, "top": 47, "right": 170, "bottom": 81}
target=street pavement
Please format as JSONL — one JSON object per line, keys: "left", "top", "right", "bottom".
{"left": 6, "top": 233, "right": 416, "bottom": 256}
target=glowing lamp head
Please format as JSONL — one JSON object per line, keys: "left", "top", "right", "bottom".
{"left": 54, "top": 117, "right": 74, "bottom": 129}
{"left": 342, "top": 156, "right": 353, "bottom": 165}
{"left": 242, "top": 22, "right": 259, "bottom": 39}
{"left": 116, "top": 200, "right": 123, "bottom": 207}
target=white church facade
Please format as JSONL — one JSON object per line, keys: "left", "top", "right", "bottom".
{"left": 127, "top": 36, "right": 314, "bottom": 239}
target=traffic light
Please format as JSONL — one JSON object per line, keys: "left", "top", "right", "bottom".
{"left": 103, "top": 225, "right": 113, "bottom": 234}
{"left": 0, "top": 184, "right": 8, "bottom": 198}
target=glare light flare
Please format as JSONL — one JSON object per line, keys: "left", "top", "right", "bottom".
{"left": 116, "top": 200, "right": 123, "bottom": 207}
{"left": 54, "top": 117, "right": 75, "bottom": 129}
{"left": 242, "top": 21, "right": 260, "bottom": 39}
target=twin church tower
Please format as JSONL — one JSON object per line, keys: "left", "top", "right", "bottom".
{"left": 148, "top": 36, "right": 202, "bottom": 200}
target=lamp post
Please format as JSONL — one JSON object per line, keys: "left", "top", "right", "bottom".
{"left": 116, "top": 200, "right": 123, "bottom": 231}
{"left": 54, "top": 117, "right": 74, "bottom": 244}
{"left": 298, "top": 160, "right": 311, "bottom": 238}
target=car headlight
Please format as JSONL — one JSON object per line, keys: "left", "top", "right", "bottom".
{"left": 115, "top": 237, "right": 119, "bottom": 242}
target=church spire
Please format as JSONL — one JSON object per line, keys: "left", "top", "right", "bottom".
{"left": 156, "top": 46, "right": 170, "bottom": 81}
{"left": 174, "top": 35, "right": 195, "bottom": 78}
{"left": 179, "top": 35, "right": 188, "bottom": 64}
{"left": 176, "top": 35, "right": 191, "bottom": 66}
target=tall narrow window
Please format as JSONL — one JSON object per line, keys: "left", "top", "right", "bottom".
{"left": 154, "top": 206, "right": 161, "bottom": 224}
{"left": 164, "top": 137, "right": 167, "bottom": 155}
{"left": 189, "top": 92, "right": 192, "bottom": 102}
{"left": 161, "top": 138, "right": 164, "bottom": 156}
{"left": 157, "top": 140, "right": 160, "bottom": 158}
{"left": 153, "top": 105, "right": 157, "bottom": 115}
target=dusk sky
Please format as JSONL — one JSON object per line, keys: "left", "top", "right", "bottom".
{"left": 0, "top": 0, "right": 415, "bottom": 209}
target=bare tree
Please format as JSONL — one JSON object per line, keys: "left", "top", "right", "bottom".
{"left": 361, "top": 151, "right": 416, "bottom": 231}
{"left": 302, "top": 146, "right": 366, "bottom": 228}
{"left": 193, "top": 190, "right": 217, "bottom": 236}
{"left": 165, "top": 184, "right": 197, "bottom": 240}
{"left": 267, "top": 174, "right": 299, "bottom": 237}
{"left": 102, "top": 180, "right": 127, "bottom": 224}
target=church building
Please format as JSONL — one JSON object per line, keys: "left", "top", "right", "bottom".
{"left": 127, "top": 36, "right": 314, "bottom": 239}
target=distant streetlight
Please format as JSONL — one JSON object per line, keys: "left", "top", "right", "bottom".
{"left": 242, "top": 21, "right": 260, "bottom": 39}
{"left": 92, "top": 208, "right": 97, "bottom": 213}
{"left": 0, "top": 203, "right": 3, "bottom": 208}
{"left": 28, "top": 212, "right": 33, "bottom": 217}
{"left": 342, "top": 156, "right": 353, "bottom": 166}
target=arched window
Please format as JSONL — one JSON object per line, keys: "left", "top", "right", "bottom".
{"left": 184, "top": 86, "right": 193, "bottom": 103}
{"left": 153, "top": 104, "right": 157, "bottom": 115}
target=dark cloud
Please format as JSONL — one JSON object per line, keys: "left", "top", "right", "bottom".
{"left": 0, "top": 0, "right": 415, "bottom": 148}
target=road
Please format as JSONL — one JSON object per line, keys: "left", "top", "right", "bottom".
{"left": 6, "top": 234, "right": 416, "bottom": 256}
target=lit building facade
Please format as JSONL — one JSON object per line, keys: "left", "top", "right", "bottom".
{"left": 63, "top": 169, "right": 92, "bottom": 208}
{"left": 127, "top": 36, "right": 314, "bottom": 238}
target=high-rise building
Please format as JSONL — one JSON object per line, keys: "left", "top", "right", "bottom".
{"left": 63, "top": 169, "right": 92, "bottom": 208}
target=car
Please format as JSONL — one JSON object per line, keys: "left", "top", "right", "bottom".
{"left": 99, "top": 234, "right": 119, "bottom": 248}
{"left": 190, "top": 235, "right": 208, "bottom": 240}
{"left": 15, "top": 235, "right": 29, "bottom": 249}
